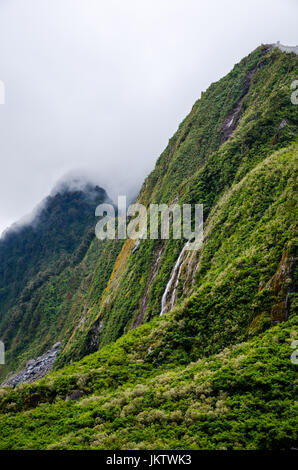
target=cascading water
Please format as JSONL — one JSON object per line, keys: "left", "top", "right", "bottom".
{"left": 169, "top": 249, "right": 191, "bottom": 309}
{"left": 160, "top": 242, "right": 189, "bottom": 315}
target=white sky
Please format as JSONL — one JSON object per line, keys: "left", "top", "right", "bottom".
{"left": 0, "top": 0, "right": 297, "bottom": 234}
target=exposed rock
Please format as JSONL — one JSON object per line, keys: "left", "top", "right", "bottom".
{"left": 65, "top": 390, "right": 84, "bottom": 401}
{"left": 4, "top": 342, "right": 61, "bottom": 387}
{"left": 132, "top": 242, "right": 166, "bottom": 328}
{"left": 266, "top": 252, "right": 295, "bottom": 322}
{"left": 78, "top": 302, "right": 88, "bottom": 327}
{"left": 272, "top": 118, "right": 289, "bottom": 144}
{"left": 278, "top": 118, "right": 289, "bottom": 131}
{"left": 85, "top": 316, "right": 103, "bottom": 354}
{"left": 221, "top": 67, "right": 257, "bottom": 144}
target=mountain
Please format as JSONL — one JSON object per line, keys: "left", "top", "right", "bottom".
{"left": 0, "top": 182, "right": 114, "bottom": 379}
{"left": 0, "top": 44, "right": 297, "bottom": 450}
{"left": 56, "top": 44, "right": 298, "bottom": 368}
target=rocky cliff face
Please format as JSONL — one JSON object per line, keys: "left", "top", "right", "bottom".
{"left": 4, "top": 342, "right": 61, "bottom": 387}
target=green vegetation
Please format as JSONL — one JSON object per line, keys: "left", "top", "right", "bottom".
{"left": 0, "top": 317, "right": 297, "bottom": 449}
{"left": 0, "top": 45, "right": 297, "bottom": 449}
{"left": 59, "top": 46, "right": 297, "bottom": 360}
{"left": 0, "top": 186, "right": 116, "bottom": 378}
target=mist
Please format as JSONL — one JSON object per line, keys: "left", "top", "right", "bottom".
{"left": 0, "top": 0, "right": 297, "bottom": 235}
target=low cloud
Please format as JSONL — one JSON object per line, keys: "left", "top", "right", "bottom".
{"left": 0, "top": 0, "right": 297, "bottom": 235}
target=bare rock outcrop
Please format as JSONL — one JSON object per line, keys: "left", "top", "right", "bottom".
{"left": 3, "top": 342, "right": 61, "bottom": 387}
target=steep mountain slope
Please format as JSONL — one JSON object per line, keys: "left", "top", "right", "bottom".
{"left": 57, "top": 45, "right": 298, "bottom": 367}
{"left": 0, "top": 45, "right": 297, "bottom": 450}
{"left": 0, "top": 183, "right": 117, "bottom": 380}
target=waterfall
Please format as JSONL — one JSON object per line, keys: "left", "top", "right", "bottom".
{"left": 169, "top": 249, "right": 191, "bottom": 309}
{"left": 160, "top": 242, "right": 189, "bottom": 315}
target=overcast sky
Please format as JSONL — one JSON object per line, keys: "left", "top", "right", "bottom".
{"left": 0, "top": 0, "right": 297, "bottom": 235}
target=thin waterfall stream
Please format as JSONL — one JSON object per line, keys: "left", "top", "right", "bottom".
{"left": 160, "top": 242, "right": 189, "bottom": 315}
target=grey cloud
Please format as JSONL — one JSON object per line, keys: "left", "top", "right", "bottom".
{"left": 0, "top": 0, "right": 297, "bottom": 235}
